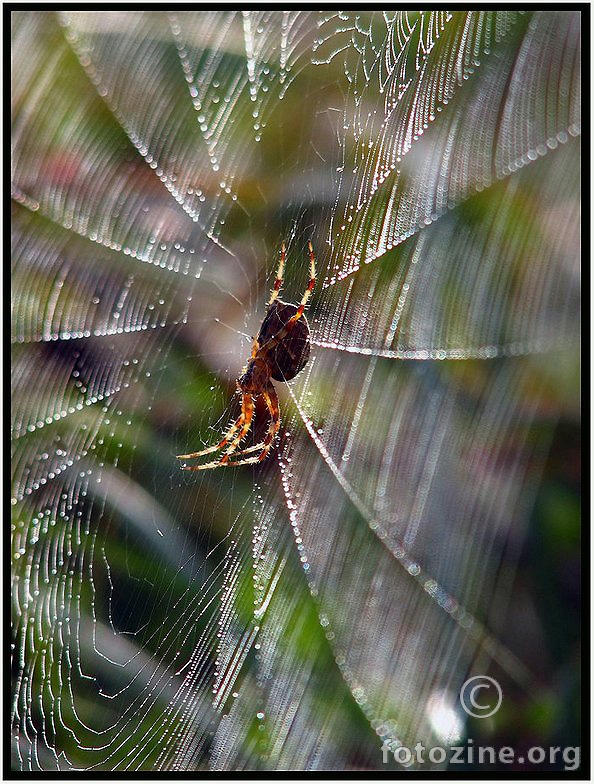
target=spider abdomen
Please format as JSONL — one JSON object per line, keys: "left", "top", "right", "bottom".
{"left": 258, "top": 301, "right": 311, "bottom": 381}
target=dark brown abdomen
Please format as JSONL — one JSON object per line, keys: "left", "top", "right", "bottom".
{"left": 257, "top": 301, "right": 311, "bottom": 381}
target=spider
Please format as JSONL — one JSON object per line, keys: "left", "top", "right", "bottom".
{"left": 177, "top": 242, "right": 315, "bottom": 470}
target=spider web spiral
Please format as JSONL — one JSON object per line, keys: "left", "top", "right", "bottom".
{"left": 11, "top": 10, "right": 580, "bottom": 772}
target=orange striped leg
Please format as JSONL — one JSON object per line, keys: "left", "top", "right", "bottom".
{"left": 219, "top": 394, "right": 255, "bottom": 464}
{"left": 268, "top": 243, "right": 285, "bottom": 305}
{"left": 303, "top": 241, "right": 316, "bottom": 305}
{"left": 176, "top": 417, "right": 241, "bottom": 460}
{"left": 177, "top": 387, "right": 249, "bottom": 461}
{"left": 181, "top": 394, "right": 255, "bottom": 471}
{"left": 223, "top": 384, "right": 280, "bottom": 465}
{"left": 177, "top": 385, "right": 243, "bottom": 459}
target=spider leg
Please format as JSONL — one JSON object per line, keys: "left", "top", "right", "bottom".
{"left": 181, "top": 394, "right": 255, "bottom": 471}
{"left": 176, "top": 426, "right": 239, "bottom": 460}
{"left": 249, "top": 337, "right": 260, "bottom": 361}
{"left": 302, "top": 240, "right": 316, "bottom": 306}
{"left": 219, "top": 394, "right": 255, "bottom": 463}
{"left": 267, "top": 242, "right": 285, "bottom": 305}
{"left": 176, "top": 387, "right": 249, "bottom": 461}
{"left": 222, "top": 383, "right": 280, "bottom": 466}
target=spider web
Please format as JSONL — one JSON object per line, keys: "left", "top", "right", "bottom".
{"left": 11, "top": 10, "right": 581, "bottom": 772}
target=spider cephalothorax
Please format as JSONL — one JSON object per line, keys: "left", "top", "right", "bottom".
{"left": 177, "top": 242, "right": 315, "bottom": 470}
